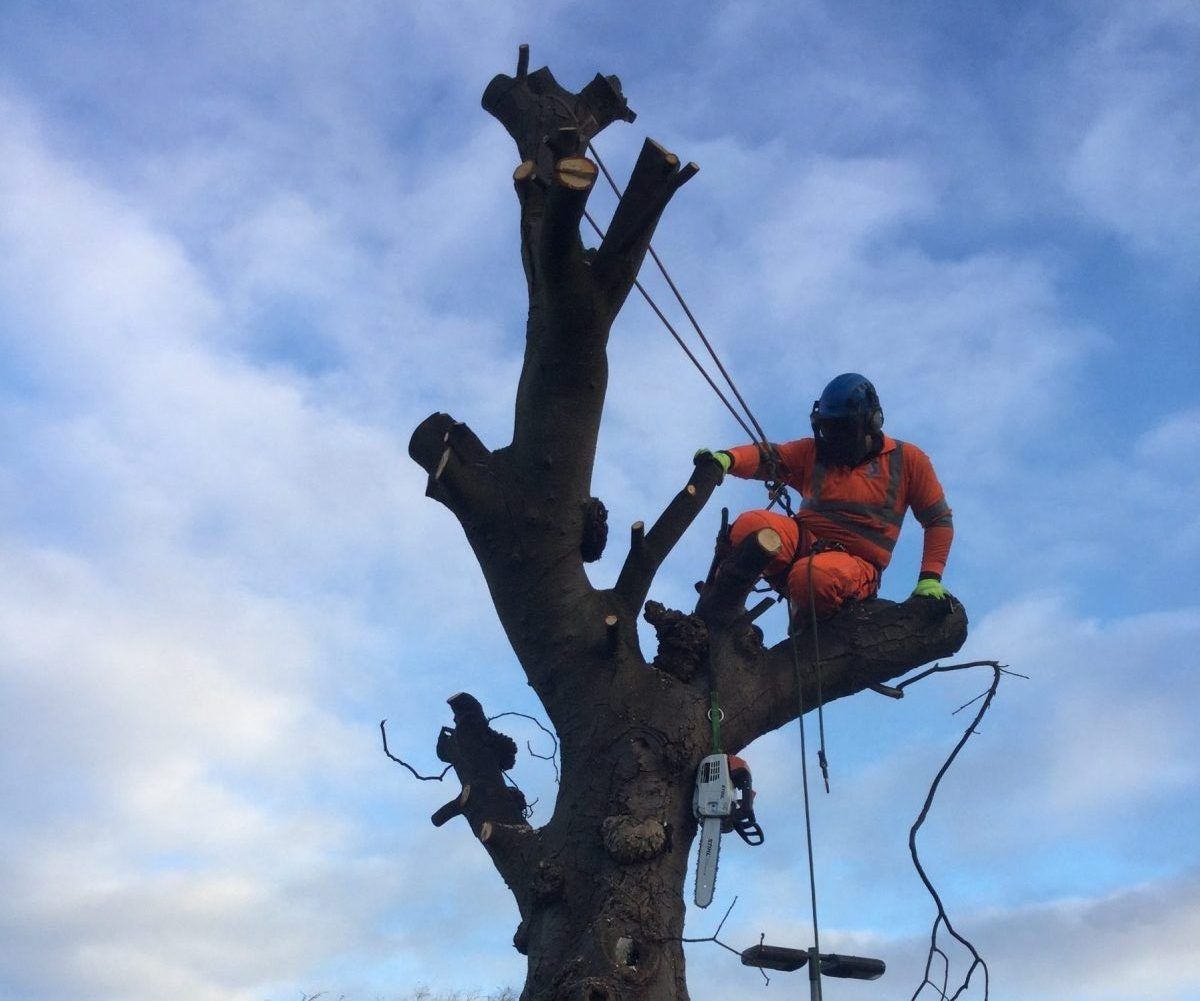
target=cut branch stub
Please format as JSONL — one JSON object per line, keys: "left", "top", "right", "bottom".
{"left": 598, "top": 139, "right": 679, "bottom": 260}
{"left": 513, "top": 159, "right": 543, "bottom": 189}
{"left": 696, "top": 527, "right": 781, "bottom": 628}
{"left": 409, "top": 412, "right": 493, "bottom": 512}
{"left": 431, "top": 785, "right": 471, "bottom": 827}
{"left": 554, "top": 156, "right": 599, "bottom": 191}
{"left": 542, "top": 156, "right": 599, "bottom": 285}
{"left": 593, "top": 138, "right": 698, "bottom": 305}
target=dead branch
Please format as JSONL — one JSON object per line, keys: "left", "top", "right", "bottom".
{"left": 489, "top": 710, "right": 561, "bottom": 784}
{"left": 904, "top": 660, "right": 1014, "bottom": 1001}
{"left": 379, "top": 719, "right": 451, "bottom": 781}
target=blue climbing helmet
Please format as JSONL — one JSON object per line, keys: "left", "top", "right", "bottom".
{"left": 810, "top": 373, "right": 884, "bottom": 465}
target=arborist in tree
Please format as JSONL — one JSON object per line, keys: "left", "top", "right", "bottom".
{"left": 697, "top": 373, "right": 953, "bottom": 624}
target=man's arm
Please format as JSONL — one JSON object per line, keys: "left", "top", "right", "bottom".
{"left": 907, "top": 446, "right": 954, "bottom": 592}
{"left": 717, "top": 439, "right": 811, "bottom": 484}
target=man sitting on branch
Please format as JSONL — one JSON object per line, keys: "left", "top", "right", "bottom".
{"left": 697, "top": 373, "right": 954, "bottom": 625}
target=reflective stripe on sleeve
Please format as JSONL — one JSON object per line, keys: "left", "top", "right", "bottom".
{"left": 915, "top": 498, "right": 951, "bottom": 527}
{"left": 885, "top": 441, "right": 904, "bottom": 510}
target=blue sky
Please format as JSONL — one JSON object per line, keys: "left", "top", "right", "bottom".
{"left": 0, "top": 2, "right": 1197, "bottom": 999}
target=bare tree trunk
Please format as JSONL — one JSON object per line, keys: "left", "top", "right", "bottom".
{"left": 405, "top": 47, "right": 967, "bottom": 1001}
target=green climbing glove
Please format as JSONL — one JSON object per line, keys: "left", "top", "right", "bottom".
{"left": 912, "top": 577, "right": 949, "bottom": 599}
{"left": 694, "top": 448, "right": 733, "bottom": 474}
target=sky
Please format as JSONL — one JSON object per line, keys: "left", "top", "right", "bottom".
{"left": 0, "top": 1, "right": 1197, "bottom": 999}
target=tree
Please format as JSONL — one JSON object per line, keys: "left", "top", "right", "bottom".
{"left": 405, "top": 47, "right": 968, "bottom": 1001}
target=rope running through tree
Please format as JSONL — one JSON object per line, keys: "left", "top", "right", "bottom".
{"left": 586, "top": 137, "right": 832, "bottom": 990}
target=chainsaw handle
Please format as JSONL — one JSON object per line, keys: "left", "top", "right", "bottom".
{"left": 734, "top": 819, "right": 764, "bottom": 846}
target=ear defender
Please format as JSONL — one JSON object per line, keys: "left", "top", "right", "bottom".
{"left": 864, "top": 384, "right": 884, "bottom": 432}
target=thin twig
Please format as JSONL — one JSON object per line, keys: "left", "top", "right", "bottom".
{"left": 904, "top": 662, "right": 1005, "bottom": 1000}
{"left": 379, "top": 719, "right": 450, "bottom": 781}
{"left": 489, "top": 710, "right": 560, "bottom": 784}
{"left": 896, "top": 660, "right": 1027, "bottom": 691}
{"left": 677, "top": 896, "right": 771, "bottom": 985}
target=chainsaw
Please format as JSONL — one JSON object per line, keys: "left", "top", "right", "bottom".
{"left": 693, "top": 752, "right": 764, "bottom": 907}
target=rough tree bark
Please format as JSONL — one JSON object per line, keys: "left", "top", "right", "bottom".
{"left": 406, "top": 47, "right": 967, "bottom": 1001}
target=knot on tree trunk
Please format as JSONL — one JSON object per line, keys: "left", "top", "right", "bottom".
{"left": 601, "top": 815, "right": 668, "bottom": 863}
{"left": 514, "top": 918, "right": 530, "bottom": 955}
{"left": 643, "top": 600, "right": 708, "bottom": 681}
{"left": 581, "top": 496, "right": 608, "bottom": 562}
{"left": 532, "top": 859, "right": 566, "bottom": 904}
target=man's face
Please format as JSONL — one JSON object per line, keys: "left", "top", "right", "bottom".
{"left": 814, "top": 415, "right": 870, "bottom": 466}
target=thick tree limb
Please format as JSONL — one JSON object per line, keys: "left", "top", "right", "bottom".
{"left": 614, "top": 460, "right": 723, "bottom": 614}
{"left": 479, "top": 821, "right": 542, "bottom": 902}
{"left": 593, "top": 139, "right": 698, "bottom": 309}
{"left": 541, "top": 156, "right": 598, "bottom": 289}
{"left": 719, "top": 598, "right": 969, "bottom": 752}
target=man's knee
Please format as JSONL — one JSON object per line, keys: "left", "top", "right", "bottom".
{"left": 787, "top": 553, "right": 877, "bottom": 617}
{"left": 729, "top": 510, "right": 799, "bottom": 577}
{"left": 787, "top": 561, "right": 842, "bottom": 617}
{"left": 729, "top": 510, "right": 794, "bottom": 547}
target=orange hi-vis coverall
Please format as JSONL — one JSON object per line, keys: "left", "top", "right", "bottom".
{"left": 724, "top": 435, "right": 953, "bottom": 618}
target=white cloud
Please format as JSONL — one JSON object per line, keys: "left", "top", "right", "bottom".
{"left": 0, "top": 76, "right": 516, "bottom": 1001}
{"left": 0, "top": 2, "right": 1197, "bottom": 999}
{"left": 1063, "top": 2, "right": 1200, "bottom": 261}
